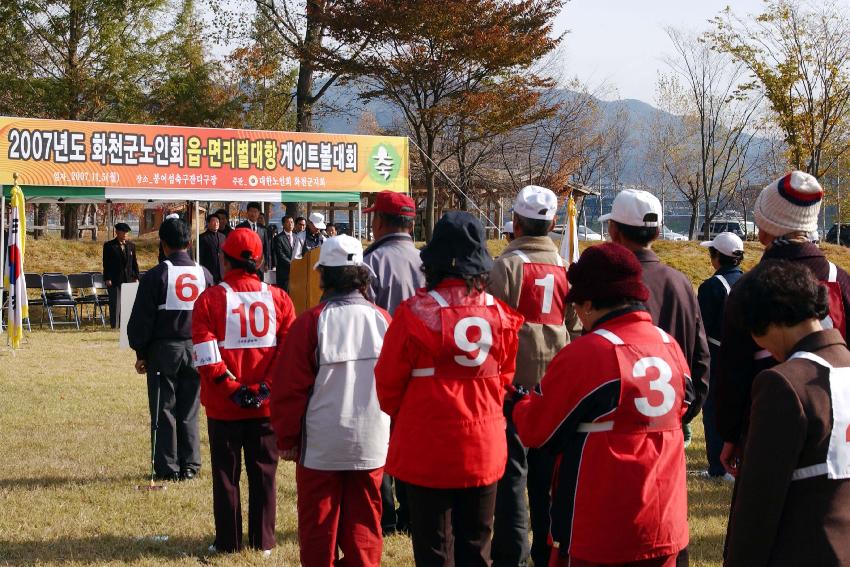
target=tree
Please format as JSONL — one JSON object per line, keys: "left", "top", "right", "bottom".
{"left": 147, "top": 0, "right": 244, "bottom": 128}
{"left": 3, "top": 0, "right": 166, "bottom": 239}
{"left": 324, "top": 0, "right": 563, "bottom": 239}
{"left": 666, "top": 28, "right": 761, "bottom": 239}
{"left": 708, "top": 0, "right": 850, "bottom": 178}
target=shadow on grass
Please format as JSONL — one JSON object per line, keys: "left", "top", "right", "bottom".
{"left": 0, "top": 473, "right": 144, "bottom": 490}
{"left": 0, "top": 531, "right": 299, "bottom": 565}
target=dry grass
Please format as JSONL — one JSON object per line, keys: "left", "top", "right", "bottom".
{"left": 8, "top": 236, "right": 850, "bottom": 566}
{"left": 0, "top": 329, "right": 728, "bottom": 567}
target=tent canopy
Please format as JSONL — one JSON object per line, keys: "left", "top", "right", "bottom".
{"left": 2, "top": 186, "right": 362, "bottom": 204}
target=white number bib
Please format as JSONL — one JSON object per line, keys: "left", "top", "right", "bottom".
{"left": 163, "top": 260, "right": 206, "bottom": 311}
{"left": 221, "top": 282, "right": 277, "bottom": 349}
{"left": 790, "top": 351, "right": 850, "bottom": 480}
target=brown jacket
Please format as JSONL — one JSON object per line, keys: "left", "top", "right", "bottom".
{"left": 725, "top": 330, "right": 850, "bottom": 567}
{"left": 489, "top": 236, "right": 577, "bottom": 389}
{"left": 634, "top": 247, "right": 710, "bottom": 422}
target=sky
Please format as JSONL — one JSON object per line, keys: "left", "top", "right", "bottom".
{"left": 554, "top": 0, "right": 771, "bottom": 103}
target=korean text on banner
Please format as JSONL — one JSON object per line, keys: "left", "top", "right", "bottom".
{"left": 0, "top": 117, "right": 408, "bottom": 194}
{"left": 5, "top": 183, "right": 28, "bottom": 348}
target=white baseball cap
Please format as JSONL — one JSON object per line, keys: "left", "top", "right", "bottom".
{"left": 314, "top": 235, "right": 364, "bottom": 269}
{"left": 599, "top": 189, "right": 662, "bottom": 227}
{"left": 700, "top": 232, "right": 744, "bottom": 257}
{"left": 501, "top": 221, "right": 514, "bottom": 234}
{"left": 308, "top": 212, "right": 327, "bottom": 230}
{"left": 513, "top": 185, "right": 558, "bottom": 221}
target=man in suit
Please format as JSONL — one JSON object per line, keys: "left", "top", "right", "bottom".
{"left": 214, "top": 208, "right": 232, "bottom": 237}
{"left": 102, "top": 222, "right": 140, "bottom": 328}
{"left": 199, "top": 214, "right": 226, "bottom": 283}
{"left": 236, "top": 202, "right": 272, "bottom": 272}
{"left": 271, "top": 215, "right": 301, "bottom": 292}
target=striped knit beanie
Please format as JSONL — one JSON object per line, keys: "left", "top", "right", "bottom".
{"left": 754, "top": 171, "right": 823, "bottom": 237}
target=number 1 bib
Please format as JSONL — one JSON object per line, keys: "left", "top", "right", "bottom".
{"left": 221, "top": 282, "right": 277, "bottom": 349}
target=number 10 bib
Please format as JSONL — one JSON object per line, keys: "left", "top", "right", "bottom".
{"left": 221, "top": 282, "right": 277, "bottom": 349}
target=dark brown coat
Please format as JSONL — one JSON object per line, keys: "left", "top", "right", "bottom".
{"left": 634, "top": 247, "right": 710, "bottom": 422}
{"left": 725, "top": 329, "right": 850, "bottom": 566}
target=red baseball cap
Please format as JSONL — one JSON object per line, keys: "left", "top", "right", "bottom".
{"left": 222, "top": 228, "right": 263, "bottom": 263}
{"left": 364, "top": 191, "right": 416, "bottom": 217}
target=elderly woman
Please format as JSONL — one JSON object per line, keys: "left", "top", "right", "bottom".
{"left": 375, "top": 211, "right": 523, "bottom": 567}
{"left": 510, "top": 242, "right": 692, "bottom": 567}
{"left": 724, "top": 260, "right": 850, "bottom": 566}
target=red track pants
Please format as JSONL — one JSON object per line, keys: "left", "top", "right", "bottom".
{"left": 296, "top": 464, "right": 384, "bottom": 567}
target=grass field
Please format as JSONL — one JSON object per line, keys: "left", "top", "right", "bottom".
{"left": 0, "top": 329, "right": 731, "bottom": 567}
{"left": 5, "top": 237, "right": 850, "bottom": 566}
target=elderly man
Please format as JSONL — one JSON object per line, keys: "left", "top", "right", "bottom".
{"left": 717, "top": 171, "right": 850, "bottom": 478}
{"left": 102, "top": 222, "right": 139, "bottom": 328}
{"left": 271, "top": 215, "right": 300, "bottom": 292}
{"left": 489, "top": 185, "right": 577, "bottom": 567}
{"left": 199, "top": 214, "right": 226, "bottom": 284}
{"left": 236, "top": 202, "right": 273, "bottom": 271}
{"left": 363, "top": 191, "right": 425, "bottom": 535}
{"left": 299, "top": 212, "right": 327, "bottom": 254}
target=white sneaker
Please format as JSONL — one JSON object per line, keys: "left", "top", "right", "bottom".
{"left": 207, "top": 545, "right": 217, "bottom": 554}
{"left": 721, "top": 472, "right": 736, "bottom": 483}
{"left": 262, "top": 550, "right": 272, "bottom": 559}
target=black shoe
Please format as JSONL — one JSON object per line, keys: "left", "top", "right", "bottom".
{"left": 179, "top": 469, "right": 197, "bottom": 481}
{"left": 154, "top": 472, "right": 180, "bottom": 482}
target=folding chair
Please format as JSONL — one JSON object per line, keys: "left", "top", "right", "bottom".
{"left": 90, "top": 273, "right": 111, "bottom": 323}
{"left": 69, "top": 273, "right": 106, "bottom": 327}
{"left": 41, "top": 274, "right": 81, "bottom": 330}
{"left": 24, "top": 273, "right": 45, "bottom": 330}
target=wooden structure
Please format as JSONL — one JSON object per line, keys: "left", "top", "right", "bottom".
{"left": 288, "top": 247, "right": 323, "bottom": 315}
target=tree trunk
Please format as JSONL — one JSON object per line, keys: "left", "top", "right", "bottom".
{"left": 688, "top": 201, "right": 699, "bottom": 240}
{"left": 62, "top": 204, "right": 81, "bottom": 240}
{"left": 34, "top": 204, "right": 49, "bottom": 239}
{"left": 424, "top": 168, "right": 436, "bottom": 242}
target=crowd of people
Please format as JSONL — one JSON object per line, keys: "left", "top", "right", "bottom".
{"left": 119, "top": 170, "right": 850, "bottom": 567}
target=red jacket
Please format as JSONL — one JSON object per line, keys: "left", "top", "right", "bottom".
{"left": 375, "top": 280, "right": 523, "bottom": 488}
{"left": 513, "top": 308, "right": 690, "bottom": 563}
{"left": 192, "top": 269, "right": 296, "bottom": 420}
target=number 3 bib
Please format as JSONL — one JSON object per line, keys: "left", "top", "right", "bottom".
{"left": 220, "top": 282, "right": 277, "bottom": 349}
{"left": 162, "top": 260, "right": 206, "bottom": 311}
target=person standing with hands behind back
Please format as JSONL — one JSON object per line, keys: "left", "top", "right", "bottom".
{"left": 376, "top": 212, "right": 523, "bottom": 567}
{"left": 102, "top": 222, "right": 139, "bottom": 328}
{"left": 192, "top": 228, "right": 296, "bottom": 557}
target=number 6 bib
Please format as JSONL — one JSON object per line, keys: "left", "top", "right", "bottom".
{"left": 221, "top": 282, "right": 277, "bottom": 349}
{"left": 162, "top": 260, "right": 206, "bottom": 310}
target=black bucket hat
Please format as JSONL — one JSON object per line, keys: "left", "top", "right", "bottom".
{"left": 420, "top": 211, "right": 493, "bottom": 276}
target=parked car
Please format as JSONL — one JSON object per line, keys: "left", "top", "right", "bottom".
{"left": 700, "top": 219, "right": 746, "bottom": 239}
{"left": 662, "top": 227, "right": 688, "bottom": 241}
{"left": 578, "top": 226, "right": 603, "bottom": 241}
{"left": 826, "top": 224, "right": 850, "bottom": 247}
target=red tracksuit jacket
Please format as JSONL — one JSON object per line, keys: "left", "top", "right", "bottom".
{"left": 191, "top": 269, "right": 296, "bottom": 420}
{"left": 513, "top": 308, "right": 691, "bottom": 563}
{"left": 375, "top": 280, "right": 524, "bottom": 489}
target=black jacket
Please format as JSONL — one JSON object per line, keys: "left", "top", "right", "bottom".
{"left": 271, "top": 230, "right": 298, "bottom": 291}
{"left": 128, "top": 250, "right": 214, "bottom": 360}
{"left": 199, "top": 230, "right": 226, "bottom": 283}
{"left": 102, "top": 238, "right": 139, "bottom": 285}
{"left": 634, "top": 247, "right": 711, "bottom": 423}
{"left": 235, "top": 220, "right": 273, "bottom": 270}
{"left": 698, "top": 265, "right": 744, "bottom": 387}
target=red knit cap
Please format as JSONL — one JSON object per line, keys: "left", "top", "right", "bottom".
{"left": 222, "top": 228, "right": 263, "bottom": 263}
{"left": 565, "top": 243, "right": 649, "bottom": 304}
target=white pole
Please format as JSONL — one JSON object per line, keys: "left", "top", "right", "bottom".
{"left": 194, "top": 201, "right": 200, "bottom": 263}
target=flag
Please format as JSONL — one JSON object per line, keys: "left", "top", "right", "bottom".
{"left": 559, "top": 193, "right": 580, "bottom": 264}
{"left": 5, "top": 183, "right": 28, "bottom": 348}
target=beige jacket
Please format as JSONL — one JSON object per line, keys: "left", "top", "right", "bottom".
{"left": 489, "top": 236, "right": 577, "bottom": 389}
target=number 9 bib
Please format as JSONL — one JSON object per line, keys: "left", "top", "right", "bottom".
{"left": 429, "top": 290, "right": 501, "bottom": 380}
{"left": 221, "top": 282, "right": 277, "bottom": 349}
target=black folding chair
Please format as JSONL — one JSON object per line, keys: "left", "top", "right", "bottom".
{"left": 41, "top": 274, "right": 80, "bottom": 330}
{"left": 24, "top": 273, "right": 45, "bottom": 330}
{"left": 69, "top": 273, "right": 106, "bottom": 327}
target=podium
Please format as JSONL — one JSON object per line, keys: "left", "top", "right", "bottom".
{"left": 289, "top": 247, "right": 323, "bottom": 315}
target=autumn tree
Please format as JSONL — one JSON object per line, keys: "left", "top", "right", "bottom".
{"left": 708, "top": 0, "right": 850, "bottom": 178}
{"left": 665, "top": 28, "right": 761, "bottom": 239}
{"left": 3, "top": 0, "right": 166, "bottom": 239}
{"left": 323, "top": 0, "right": 563, "bottom": 238}
{"left": 147, "top": 0, "right": 244, "bottom": 128}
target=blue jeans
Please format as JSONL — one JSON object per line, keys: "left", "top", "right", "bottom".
{"left": 701, "top": 374, "right": 726, "bottom": 477}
